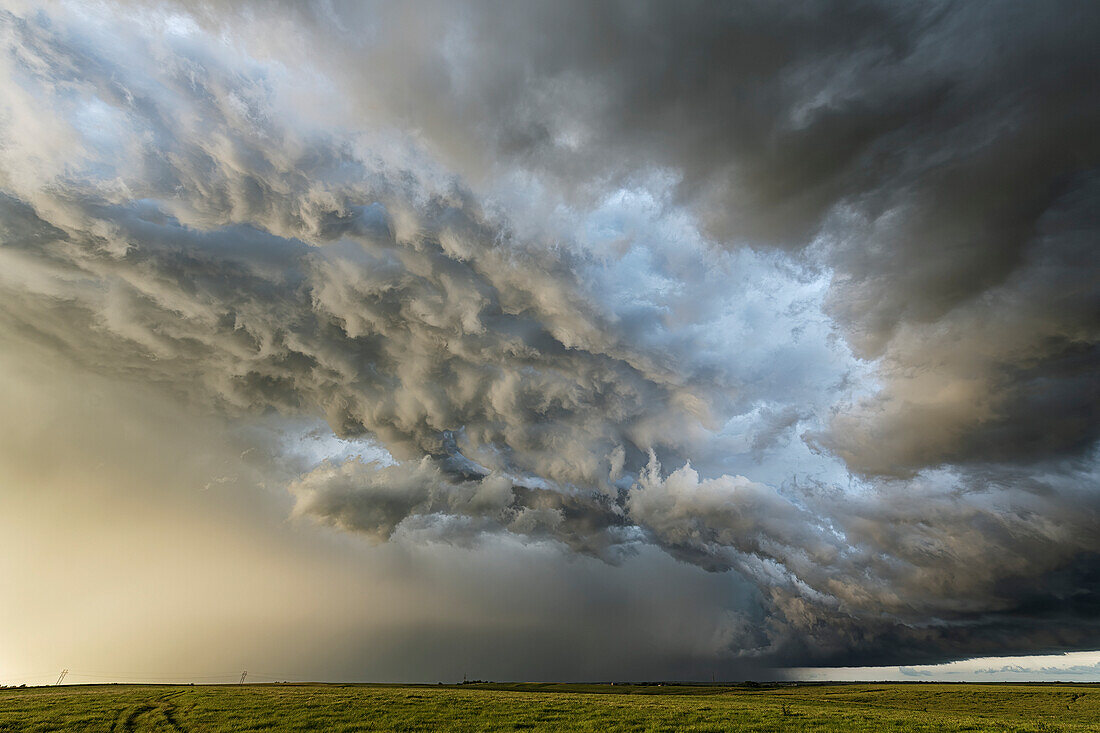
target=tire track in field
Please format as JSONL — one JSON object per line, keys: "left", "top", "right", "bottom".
{"left": 110, "top": 689, "right": 190, "bottom": 732}
{"left": 113, "top": 703, "right": 154, "bottom": 733}
{"left": 154, "top": 689, "right": 190, "bottom": 732}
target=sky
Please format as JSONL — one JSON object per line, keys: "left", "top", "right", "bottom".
{"left": 0, "top": 0, "right": 1098, "bottom": 685}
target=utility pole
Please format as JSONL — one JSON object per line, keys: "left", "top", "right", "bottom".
{"left": 55, "top": 669, "right": 68, "bottom": 686}
{"left": 239, "top": 671, "right": 247, "bottom": 685}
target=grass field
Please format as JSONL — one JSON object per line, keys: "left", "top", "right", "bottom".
{"left": 1, "top": 682, "right": 1097, "bottom": 732}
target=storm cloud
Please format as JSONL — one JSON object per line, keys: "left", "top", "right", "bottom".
{"left": 1, "top": 0, "right": 1098, "bottom": 674}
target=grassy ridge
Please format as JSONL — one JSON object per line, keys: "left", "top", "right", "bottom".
{"left": 0, "top": 682, "right": 1097, "bottom": 732}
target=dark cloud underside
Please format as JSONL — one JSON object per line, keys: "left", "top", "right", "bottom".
{"left": 0, "top": 0, "right": 1098, "bottom": 673}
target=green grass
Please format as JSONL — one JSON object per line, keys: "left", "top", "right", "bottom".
{"left": 0, "top": 682, "right": 1097, "bottom": 732}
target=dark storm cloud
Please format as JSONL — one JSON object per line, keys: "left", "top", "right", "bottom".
{"left": 2, "top": 0, "right": 1099, "bottom": 673}
{"left": 0, "top": 5, "right": 726, "bottom": 489}
{"left": 237, "top": 0, "right": 1100, "bottom": 477}
{"left": 289, "top": 457, "right": 633, "bottom": 562}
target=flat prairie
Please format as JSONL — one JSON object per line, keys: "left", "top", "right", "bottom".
{"left": 0, "top": 682, "right": 1097, "bottom": 732}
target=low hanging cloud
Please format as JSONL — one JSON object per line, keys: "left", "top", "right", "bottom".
{"left": 1, "top": 0, "right": 1098, "bottom": 672}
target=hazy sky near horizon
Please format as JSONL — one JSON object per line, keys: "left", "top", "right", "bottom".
{"left": 0, "top": 0, "right": 1098, "bottom": 683}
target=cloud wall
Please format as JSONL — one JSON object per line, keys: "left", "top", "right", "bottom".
{"left": 0, "top": 0, "right": 1098, "bottom": 672}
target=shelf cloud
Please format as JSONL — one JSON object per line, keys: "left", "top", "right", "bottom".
{"left": 1, "top": 0, "right": 1097, "bottom": 676}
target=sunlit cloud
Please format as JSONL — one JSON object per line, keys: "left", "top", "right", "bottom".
{"left": 0, "top": 0, "right": 1097, "bottom": 682}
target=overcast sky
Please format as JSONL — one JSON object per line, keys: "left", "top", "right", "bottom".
{"left": 1, "top": 0, "right": 1098, "bottom": 684}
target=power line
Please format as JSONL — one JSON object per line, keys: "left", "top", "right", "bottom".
{"left": 62, "top": 668, "right": 243, "bottom": 679}
{"left": 248, "top": 671, "right": 318, "bottom": 682}
{"left": 0, "top": 673, "right": 55, "bottom": 685}
{"left": 65, "top": 672, "right": 240, "bottom": 681}
{"left": 3, "top": 668, "right": 327, "bottom": 686}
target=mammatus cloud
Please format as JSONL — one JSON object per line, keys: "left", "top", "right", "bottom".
{"left": 0, "top": 0, "right": 1098, "bottom": 672}
{"left": 261, "top": 0, "right": 1100, "bottom": 478}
